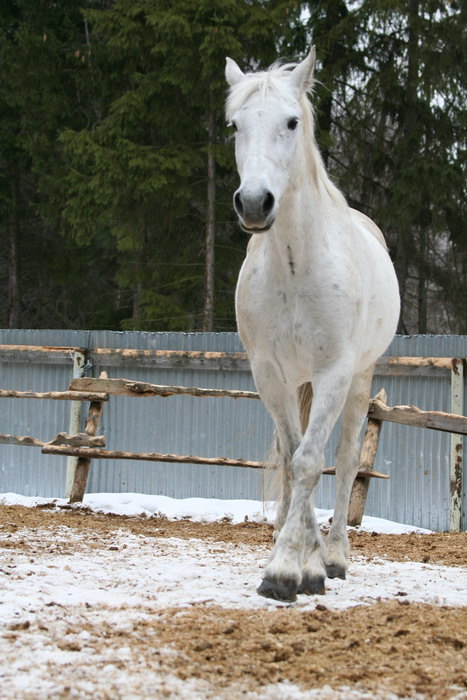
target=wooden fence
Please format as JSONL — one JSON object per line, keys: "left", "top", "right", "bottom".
{"left": 0, "top": 345, "right": 465, "bottom": 529}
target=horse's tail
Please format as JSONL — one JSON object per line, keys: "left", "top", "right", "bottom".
{"left": 298, "top": 381, "right": 312, "bottom": 432}
{"left": 263, "top": 382, "right": 313, "bottom": 502}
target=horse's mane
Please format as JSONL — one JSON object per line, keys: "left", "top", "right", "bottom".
{"left": 226, "top": 62, "right": 297, "bottom": 119}
{"left": 226, "top": 62, "right": 347, "bottom": 211}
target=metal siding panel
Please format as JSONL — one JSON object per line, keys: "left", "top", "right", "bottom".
{"left": 359, "top": 371, "right": 452, "bottom": 531}
{"left": 0, "top": 328, "right": 91, "bottom": 347}
{"left": 0, "top": 340, "right": 83, "bottom": 497}
{"left": 86, "top": 341, "right": 272, "bottom": 500}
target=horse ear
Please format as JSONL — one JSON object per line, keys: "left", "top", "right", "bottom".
{"left": 289, "top": 46, "right": 316, "bottom": 93}
{"left": 225, "top": 57, "right": 245, "bottom": 87}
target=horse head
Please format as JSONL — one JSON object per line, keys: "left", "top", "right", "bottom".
{"left": 225, "top": 48, "right": 316, "bottom": 234}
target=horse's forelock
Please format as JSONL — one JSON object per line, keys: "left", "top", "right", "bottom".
{"left": 225, "top": 63, "right": 299, "bottom": 120}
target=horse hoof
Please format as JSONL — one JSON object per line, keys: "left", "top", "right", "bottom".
{"left": 298, "top": 574, "right": 326, "bottom": 595}
{"left": 325, "top": 563, "right": 346, "bottom": 580}
{"left": 257, "top": 576, "right": 297, "bottom": 602}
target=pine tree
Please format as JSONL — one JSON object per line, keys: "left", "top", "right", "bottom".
{"left": 0, "top": 0, "right": 123, "bottom": 329}
{"left": 1, "top": 1, "right": 463, "bottom": 333}
{"left": 60, "top": 0, "right": 305, "bottom": 330}
{"left": 319, "top": 0, "right": 466, "bottom": 333}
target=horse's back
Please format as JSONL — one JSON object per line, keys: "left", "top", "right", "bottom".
{"left": 350, "top": 209, "right": 388, "bottom": 250}
{"left": 348, "top": 211, "right": 399, "bottom": 370}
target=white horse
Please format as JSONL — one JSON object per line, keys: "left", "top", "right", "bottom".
{"left": 225, "top": 48, "right": 400, "bottom": 602}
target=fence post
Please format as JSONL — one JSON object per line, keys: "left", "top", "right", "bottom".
{"left": 347, "top": 388, "right": 387, "bottom": 527}
{"left": 65, "top": 351, "right": 86, "bottom": 498}
{"left": 450, "top": 359, "right": 464, "bottom": 532}
{"left": 68, "top": 371, "right": 107, "bottom": 503}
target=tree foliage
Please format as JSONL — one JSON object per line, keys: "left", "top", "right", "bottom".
{"left": 0, "top": 0, "right": 465, "bottom": 333}
{"left": 310, "top": 0, "right": 466, "bottom": 332}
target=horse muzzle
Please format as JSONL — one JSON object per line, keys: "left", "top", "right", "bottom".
{"left": 240, "top": 220, "right": 274, "bottom": 234}
{"left": 233, "top": 188, "right": 276, "bottom": 233}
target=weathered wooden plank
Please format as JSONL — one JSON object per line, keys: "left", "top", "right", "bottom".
{"left": 88, "top": 347, "right": 251, "bottom": 371}
{"left": 0, "top": 433, "right": 44, "bottom": 447}
{"left": 41, "top": 444, "right": 389, "bottom": 478}
{"left": 68, "top": 371, "right": 108, "bottom": 503}
{"left": 368, "top": 398, "right": 467, "bottom": 435}
{"left": 65, "top": 350, "right": 87, "bottom": 499}
{"left": 45, "top": 432, "right": 106, "bottom": 448}
{"left": 450, "top": 360, "right": 464, "bottom": 532}
{"left": 323, "top": 467, "right": 388, "bottom": 479}
{"left": 0, "top": 389, "right": 108, "bottom": 401}
{"left": 1, "top": 432, "right": 105, "bottom": 448}
{"left": 69, "top": 376, "right": 260, "bottom": 400}
{"left": 42, "top": 445, "right": 268, "bottom": 469}
{"left": 348, "top": 389, "right": 387, "bottom": 527}
{"left": 0, "top": 345, "right": 83, "bottom": 364}
{"left": 375, "top": 356, "right": 455, "bottom": 377}
{"left": 63, "top": 351, "right": 467, "bottom": 376}
{"left": 1, "top": 344, "right": 460, "bottom": 375}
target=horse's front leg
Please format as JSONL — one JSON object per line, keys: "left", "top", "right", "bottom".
{"left": 249, "top": 359, "right": 302, "bottom": 556}
{"left": 258, "top": 361, "right": 353, "bottom": 602}
{"left": 326, "top": 367, "right": 374, "bottom": 579}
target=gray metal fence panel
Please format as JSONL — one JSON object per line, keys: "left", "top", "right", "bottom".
{"left": 0, "top": 330, "right": 91, "bottom": 498}
{"left": 86, "top": 331, "right": 270, "bottom": 501}
{"left": 0, "top": 330, "right": 465, "bottom": 530}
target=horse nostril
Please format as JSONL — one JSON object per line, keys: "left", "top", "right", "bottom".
{"left": 262, "top": 191, "right": 275, "bottom": 216}
{"left": 234, "top": 192, "right": 244, "bottom": 216}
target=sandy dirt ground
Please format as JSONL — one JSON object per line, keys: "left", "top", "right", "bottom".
{"left": 1, "top": 505, "right": 466, "bottom": 699}
{"left": 1, "top": 504, "right": 465, "bottom": 566}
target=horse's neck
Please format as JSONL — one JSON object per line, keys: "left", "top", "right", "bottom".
{"left": 267, "top": 156, "right": 344, "bottom": 274}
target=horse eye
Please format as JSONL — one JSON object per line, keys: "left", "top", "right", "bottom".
{"left": 287, "top": 117, "right": 299, "bottom": 131}
{"left": 229, "top": 121, "right": 238, "bottom": 132}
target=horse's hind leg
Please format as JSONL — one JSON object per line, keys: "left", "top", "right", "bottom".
{"left": 326, "top": 367, "right": 374, "bottom": 579}
{"left": 297, "top": 493, "right": 327, "bottom": 595}
{"left": 268, "top": 430, "right": 292, "bottom": 541}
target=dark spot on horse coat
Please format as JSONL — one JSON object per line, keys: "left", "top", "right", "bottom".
{"left": 287, "top": 245, "right": 295, "bottom": 275}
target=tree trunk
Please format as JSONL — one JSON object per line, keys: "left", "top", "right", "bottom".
{"left": 8, "top": 176, "right": 20, "bottom": 328}
{"left": 395, "top": 236, "right": 409, "bottom": 334}
{"left": 417, "top": 227, "right": 427, "bottom": 332}
{"left": 203, "top": 99, "right": 216, "bottom": 332}
{"left": 397, "top": 0, "right": 419, "bottom": 334}
{"left": 314, "top": 0, "right": 349, "bottom": 169}
{"left": 132, "top": 279, "right": 142, "bottom": 325}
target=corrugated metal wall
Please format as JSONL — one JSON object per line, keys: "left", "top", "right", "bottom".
{"left": 1, "top": 330, "right": 465, "bottom": 531}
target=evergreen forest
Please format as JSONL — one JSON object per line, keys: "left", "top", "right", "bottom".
{"left": 1, "top": 0, "right": 465, "bottom": 334}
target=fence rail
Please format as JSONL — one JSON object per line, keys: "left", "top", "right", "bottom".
{"left": 0, "top": 344, "right": 460, "bottom": 376}
{"left": 1, "top": 344, "right": 465, "bottom": 530}
{"left": 69, "top": 376, "right": 260, "bottom": 400}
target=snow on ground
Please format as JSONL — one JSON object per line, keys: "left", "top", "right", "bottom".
{"left": 0, "top": 492, "right": 465, "bottom": 699}
{"left": 1, "top": 527, "right": 466, "bottom": 625}
{"left": 0, "top": 490, "right": 433, "bottom": 533}
{"left": 0, "top": 492, "right": 464, "bottom": 622}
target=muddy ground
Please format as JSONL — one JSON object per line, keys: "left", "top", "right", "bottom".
{"left": 1, "top": 506, "right": 466, "bottom": 699}
{"left": 1, "top": 504, "right": 465, "bottom": 567}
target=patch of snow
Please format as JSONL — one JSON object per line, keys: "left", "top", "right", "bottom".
{"left": 1, "top": 530, "right": 465, "bottom": 626}
{"left": 0, "top": 492, "right": 432, "bottom": 533}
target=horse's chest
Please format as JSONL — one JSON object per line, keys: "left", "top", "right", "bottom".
{"left": 237, "top": 269, "right": 340, "bottom": 375}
